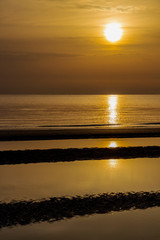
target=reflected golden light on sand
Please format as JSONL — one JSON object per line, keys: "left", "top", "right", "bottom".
{"left": 108, "top": 159, "right": 118, "bottom": 168}
{"left": 108, "top": 95, "right": 118, "bottom": 125}
{"left": 108, "top": 141, "right": 117, "bottom": 148}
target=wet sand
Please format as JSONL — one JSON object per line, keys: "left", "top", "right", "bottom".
{"left": 0, "top": 191, "right": 160, "bottom": 229}
{"left": 0, "top": 146, "right": 160, "bottom": 165}
{"left": 0, "top": 128, "right": 160, "bottom": 141}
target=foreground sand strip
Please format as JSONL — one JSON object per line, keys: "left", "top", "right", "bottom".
{"left": 0, "top": 146, "right": 160, "bottom": 165}
{"left": 0, "top": 191, "right": 160, "bottom": 228}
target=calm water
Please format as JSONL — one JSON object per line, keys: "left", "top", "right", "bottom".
{"left": 0, "top": 158, "right": 160, "bottom": 202}
{"left": 0, "top": 94, "right": 160, "bottom": 129}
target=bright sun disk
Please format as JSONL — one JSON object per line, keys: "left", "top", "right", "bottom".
{"left": 104, "top": 23, "right": 123, "bottom": 43}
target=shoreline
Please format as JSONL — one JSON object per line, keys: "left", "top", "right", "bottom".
{"left": 0, "top": 128, "right": 160, "bottom": 141}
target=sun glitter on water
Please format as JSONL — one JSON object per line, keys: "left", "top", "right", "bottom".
{"left": 104, "top": 23, "right": 123, "bottom": 43}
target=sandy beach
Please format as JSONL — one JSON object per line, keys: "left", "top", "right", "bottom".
{"left": 0, "top": 128, "right": 160, "bottom": 141}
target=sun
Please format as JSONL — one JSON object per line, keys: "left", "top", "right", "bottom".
{"left": 104, "top": 23, "right": 123, "bottom": 43}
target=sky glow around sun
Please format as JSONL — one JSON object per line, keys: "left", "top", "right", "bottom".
{"left": 0, "top": 0, "right": 159, "bottom": 94}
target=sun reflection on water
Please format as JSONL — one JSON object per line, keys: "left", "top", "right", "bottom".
{"left": 108, "top": 95, "right": 118, "bottom": 125}
{"left": 108, "top": 159, "right": 118, "bottom": 168}
{"left": 108, "top": 141, "right": 117, "bottom": 148}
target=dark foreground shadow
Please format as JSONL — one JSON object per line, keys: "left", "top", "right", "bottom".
{"left": 0, "top": 191, "right": 160, "bottom": 229}
{"left": 0, "top": 146, "right": 160, "bottom": 165}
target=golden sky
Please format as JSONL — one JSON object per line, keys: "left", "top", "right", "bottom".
{"left": 0, "top": 0, "right": 160, "bottom": 93}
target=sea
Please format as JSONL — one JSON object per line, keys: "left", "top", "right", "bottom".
{"left": 0, "top": 94, "right": 160, "bottom": 129}
{"left": 0, "top": 94, "right": 160, "bottom": 240}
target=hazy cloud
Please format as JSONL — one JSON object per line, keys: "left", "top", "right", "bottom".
{"left": 39, "top": 0, "right": 158, "bottom": 13}
{"left": 0, "top": 51, "right": 82, "bottom": 61}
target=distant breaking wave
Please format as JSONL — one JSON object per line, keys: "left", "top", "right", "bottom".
{"left": 39, "top": 122, "right": 160, "bottom": 128}
{"left": 39, "top": 124, "right": 120, "bottom": 128}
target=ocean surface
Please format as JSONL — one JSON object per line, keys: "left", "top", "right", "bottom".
{"left": 0, "top": 94, "right": 160, "bottom": 129}
{"left": 0, "top": 94, "right": 160, "bottom": 240}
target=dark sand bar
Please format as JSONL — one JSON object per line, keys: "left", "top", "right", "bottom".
{"left": 0, "top": 146, "right": 160, "bottom": 165}
{"left": 0, "top": 128, "right": 160, "bottom": 141}
{"left": 0, "top": 191, "right": 160, "bottom": 229}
